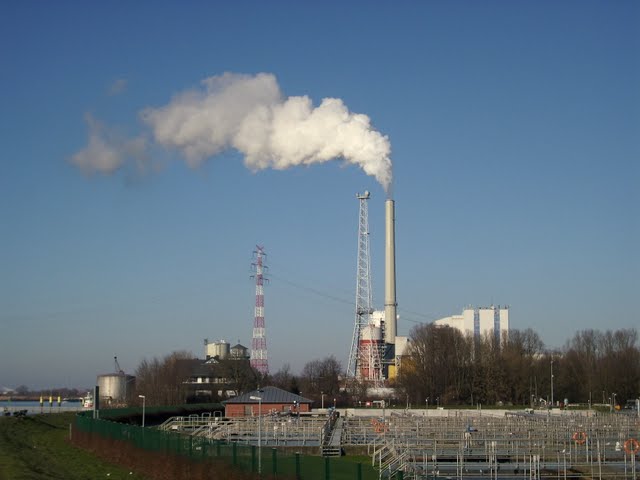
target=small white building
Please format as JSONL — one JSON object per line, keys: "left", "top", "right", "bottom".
{"left": 433, "top": 305, "right": 509, "bottom": 342}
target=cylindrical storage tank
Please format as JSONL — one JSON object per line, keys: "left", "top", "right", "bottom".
{"left": 97, "top": 373, "right": 136, "bottom": 404}
{"left": 207, "top": 340, "right": 230, "bottom": 359}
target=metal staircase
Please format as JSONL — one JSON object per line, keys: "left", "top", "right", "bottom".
{"left": 321, "top": 415, "right": 343, "bottom": 457}
{"left": 372, "top": 436, "right": 411, "bottom": 478}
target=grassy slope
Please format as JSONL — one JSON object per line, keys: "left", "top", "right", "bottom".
{"left": 0, "top": 413, "right": 146, "bottom": 480}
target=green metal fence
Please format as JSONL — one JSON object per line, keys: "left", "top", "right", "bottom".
{"left": 75, "top": 413, "right": 380, "bottom": 479}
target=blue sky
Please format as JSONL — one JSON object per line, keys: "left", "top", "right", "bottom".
{"left": 1, "top": 1, "right": 638, "bottom": 390}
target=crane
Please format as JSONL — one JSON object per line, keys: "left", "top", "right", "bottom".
{"left": 114, "top": 356, "right": 124, "bottom": 375}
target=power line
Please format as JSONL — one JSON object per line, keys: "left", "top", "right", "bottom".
{"left": 268, "top": 272, "right": 355, "bottom": 307}
{"left": 268, "top": 272, "right": 437, "bottom": 325}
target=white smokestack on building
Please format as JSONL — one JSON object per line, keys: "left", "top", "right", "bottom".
{"left": 384, "top": 198, "right": 397, "bottom": 344}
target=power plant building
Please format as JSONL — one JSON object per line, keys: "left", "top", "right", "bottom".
{"left": 433, "top": 306, "right": 509, "bottom": 343}
{"left": 348, "top": 194, "right": 404, "bottom": 384}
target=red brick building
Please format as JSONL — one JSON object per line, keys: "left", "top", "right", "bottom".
{"left": 223, "top": 386, "right": 313, "bottom": 417}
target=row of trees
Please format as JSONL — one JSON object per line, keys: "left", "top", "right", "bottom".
{"left": 134, "top": 351, "right": 198, "bottom": 405}
{"left": 1, "top": 386, "right": 86, "bottom": 399}
{"left": 131, "top": 351, "right": 344, "bottom": 407}
{"left": 270, "top": 356, "right": 343, "bottom": 402}
{"left": 131, "top": 327, "right": 639, "bottom": 408}
{"left": 396, "top": 325, "right": 640, "bottom": 407}
{"left": 133, "top": 351, "right": 260, "bottom": 406}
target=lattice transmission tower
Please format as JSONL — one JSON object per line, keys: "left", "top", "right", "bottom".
{"left": 250, "top": 245, "right": 269, "bottom": 374}
{"left": 347, "top": 192, "right": 383, "bottom": 384}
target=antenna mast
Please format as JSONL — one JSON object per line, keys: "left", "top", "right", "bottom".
{"left": 250, "top": 245, "right": 269, "bottom": 374}
{"left": 347, "top": 192, "right": 383, "bottom": 384}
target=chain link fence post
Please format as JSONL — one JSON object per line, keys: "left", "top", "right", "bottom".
{"left": 252, "top": 445, "right": 256, "bottom": 472}
{"left": 272, "top": 448, "right": 277, "bottom": 476}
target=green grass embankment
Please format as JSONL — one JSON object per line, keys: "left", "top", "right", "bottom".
{"left": 0, "top": 413, "right": 145, "bottom": 480}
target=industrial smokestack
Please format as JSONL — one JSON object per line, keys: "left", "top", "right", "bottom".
{"left": 384, "top": 198, "right": 397, "bottom": 344}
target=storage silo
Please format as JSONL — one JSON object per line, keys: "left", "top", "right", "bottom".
{"left": 97, "top": 372, "right": 135, "bottom": 405}
{"left": 206, "top": 340, "right": 230, "bottom": 359}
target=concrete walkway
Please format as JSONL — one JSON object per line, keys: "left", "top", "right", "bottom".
{"left": 328, "top": 417, "right": 344, "bottom": 447}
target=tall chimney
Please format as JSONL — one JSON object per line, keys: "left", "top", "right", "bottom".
{"left": 384, "top": 198, "right": 397, "bottom": 344}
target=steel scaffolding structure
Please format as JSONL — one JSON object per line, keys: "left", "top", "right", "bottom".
{"left": 184, "top": 408, "right": 638, "bottom": 479}
{"left": 344, "top": 410, "right": 639, "bottom": 479}
{"left": 347, "top": 191, "right": 383, "bottom": 385}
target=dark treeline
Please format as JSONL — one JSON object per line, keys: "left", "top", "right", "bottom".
{"left": 23, "top": 328, "right": 633, "bottom": 408}
{"left": 134, "top": 351, "right": 260, "bottom": 406}
{"left": 0, "top": 386, "right": 86, "bottom": 399}
{"left": 129, "top": 327, "right": 640, "bottom": 408}
{"left": 396, "top": 325, "right": 640, "bottom": 407}
{"left": 131, "top": 351, "right": 344, "bottom": 407}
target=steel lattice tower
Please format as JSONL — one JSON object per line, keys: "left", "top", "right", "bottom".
{"left": 347, "top": 192, "right": 382, "bottom": 383}
{"left": 250, "top": 245, "right": 269, "bottom": 374}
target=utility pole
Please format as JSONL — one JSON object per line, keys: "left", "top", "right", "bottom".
{"left": 550, "top": 359, "right": 554, "bottom": 408}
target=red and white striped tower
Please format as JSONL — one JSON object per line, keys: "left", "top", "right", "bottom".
{"left": 250, "top": 245, "right": 269, "bottom": 374}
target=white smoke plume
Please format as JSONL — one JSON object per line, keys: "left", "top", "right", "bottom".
{"left": 71, "top": 114, "right": 147, "bottom": 174}
{"left": 107, "top": 78, "right": 128, "bottom": 96}
{"left": 74, "top": 72, "right": 393, "bottom": 190}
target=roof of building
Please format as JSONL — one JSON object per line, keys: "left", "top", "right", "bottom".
{"left": 231, "top": 344, "right": 247, "bottom": 350}
{"left": 189, "top": 362, "right": 222, "bottom": 377}
{"left": 222, "top": 386, "right": 312, "bottom": 405}
{"left": 178, "top": 357, "right": 249, "bottom": 378}
{"left": 176, "top": 359, "right": 210, "bottom": 375}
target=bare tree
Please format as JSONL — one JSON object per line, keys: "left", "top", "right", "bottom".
{"left": 134, "top": 351, "right": 196, "bottom": 406}
{"left": 216, "top": 358, "right": 259, "bottom": 396}
{"left": 300, "top": 355, "right": 342, "bottom": 400}
{"left": 559, "top": 328, "right": 640, "bottom": 405}
{"left": 270, "top": 363, "right": 294, "bottom": 391}
{"left": 501, "top": 329, "right": 545, "bottom": 405}
{"left": 398, "top": 324, "right": 472, "bottom": 405}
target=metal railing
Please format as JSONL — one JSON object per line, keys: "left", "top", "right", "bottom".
{"left": 75, "top": 412, "right": 380, "bottom": 479}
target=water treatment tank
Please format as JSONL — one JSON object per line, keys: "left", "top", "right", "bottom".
{"left": 97, "top": 373, "right": 136, "bottom": 405}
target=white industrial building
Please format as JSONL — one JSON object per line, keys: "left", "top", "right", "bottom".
{"left": 205, "top": 339, "right": 249, "bottom": 361}
{"left": 433, "top": 305, "right": 509, "bottom": 343}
